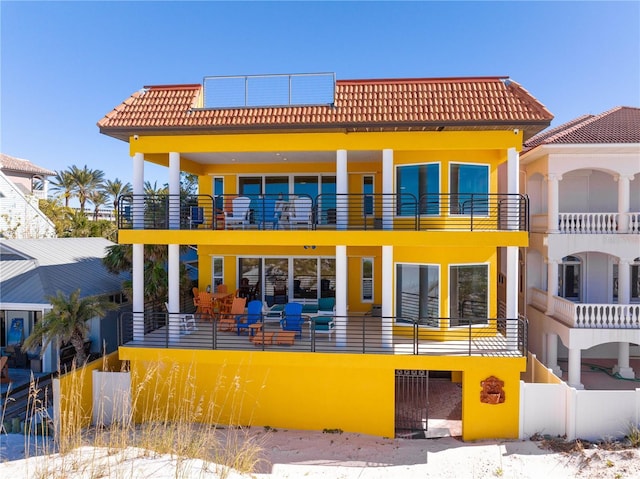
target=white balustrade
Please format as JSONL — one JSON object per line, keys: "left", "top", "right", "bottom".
{"left": 549, "top": 295, "right": 640, "bottom": 328}
{"left": 630, "top": 213, "right": 640, "bottom": 234}
{"left": 558, "top": 212, "right": 618, "bottom": 234}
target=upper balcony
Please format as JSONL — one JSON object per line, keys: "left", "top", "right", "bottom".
{"left": 117, "top": 192, "right": 529, "bottom": 232}
{"left": 531, "top": 212, "right": 640, "bottom": 234}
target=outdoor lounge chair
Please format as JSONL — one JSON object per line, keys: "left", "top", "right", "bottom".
{"left": 188, "top": 206, "right": 204, "bottom": 229}
{"left": 224, "top": 196, "right": 251, "bottom": 229}
{"left": 237, "top": 299, "right": 263, "bottom": 336}
{"left": 254, "top": 196, "right": 279, "bottom": 229}
{"left": 218, "top": 296, "right": 246, "bottom": 332}
{"left": 314, "top": 297, "right": 336, "bottom": 336}
{"left": 164, "top": 303, "right": 196, "bottom": 333}
{"left": 289, "top": 197, "right": 313, "bottom": 229}
{"left": 280, "top": 302, "right": 304, "bottom": 339}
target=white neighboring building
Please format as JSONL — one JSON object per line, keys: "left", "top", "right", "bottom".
{"left": 522, "top": 106, "right": 640, "bottom": 388}
{"left": 0, "top": 153, "right": 56, "bottom": 239}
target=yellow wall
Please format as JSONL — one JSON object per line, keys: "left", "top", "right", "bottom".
{"left": 118, "top": 347, "right": 525, "bottom": 441}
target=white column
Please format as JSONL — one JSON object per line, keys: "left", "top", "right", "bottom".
{"left": 546, "top": 173, "right": 561, "bottom": 233}
{"left": 382, "top": 245, "right": 393, "bottom": 347}
{"left": 507, "top": 148, "right": 520, "bottom": 231}
{"left": 167, "top": 244, "right": 181, "bottom": 342}
{"left": 505, "top": 246, "right": 519, "bottom": 348}
{"left": 168, "top": 152, "right": 181, "bottom": 229}
{"left": 133, "top": 153, "right": 144, "bottom": 229}
{"left": 567, "top": 347, "right": 584, "bottom": 389}
{"left": 613, "top": 342, "right": 635, "bottom": 379}
{"left": 546, "top": 333, "right": 562, "bottom": 376}
{"left": 335, "top": 245, "right": 347, "bottom": 346}
{"left": 336, "top": 150, "right": 348, "bottom": 230}
{"left": 132, "top": 243, "right": 145, "bottom": 341}
{"left": 546, "top": 258, "right": 559, "bottom": 315}
{"left": 618, "top": 258, "right": 632, "bottom": 304}
{"left": 616, "top": 174, "right": 632, "bottom": 233}
{"left": 382, "top": 149, "right": 394, "bottom": 230}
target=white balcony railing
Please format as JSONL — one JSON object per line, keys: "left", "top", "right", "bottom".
{"left": 543, "top": 292, "right": 640, "bottom": 328}
{"left": 559, "top": 212, "right": 618, "bottom": 234}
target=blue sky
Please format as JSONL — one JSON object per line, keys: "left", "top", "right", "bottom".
{"left": 1, "top": 1, "right": 639, "bottom": 190}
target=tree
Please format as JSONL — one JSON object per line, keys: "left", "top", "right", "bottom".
{"left": 103, "top": 178, "right": 132, "bottom": 215}
{"left": 50, "top": 170, "right": 76, "bottom": 207}
{"left": 22, "top": 289, "right": 115, "bottom": 366}
{"left": 89, "top": 190, "right": 109, "bottom": 221}
{"left": 69, "top": 165, "right": 105, "bottom": 214}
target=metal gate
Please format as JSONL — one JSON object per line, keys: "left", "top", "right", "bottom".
{"left": 395, "top": 369, "right": 429, "bottom": 439}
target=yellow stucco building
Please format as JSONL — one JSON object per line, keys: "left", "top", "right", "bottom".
{"left": 98, "top": 73, "right": 553, "bottom": 440}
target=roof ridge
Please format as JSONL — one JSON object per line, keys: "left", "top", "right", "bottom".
{"left": 337, "top": 76, "right": 509, "bottom": 85}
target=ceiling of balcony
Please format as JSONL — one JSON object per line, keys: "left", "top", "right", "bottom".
{"left": 181, "top": 150, "right": 379, "bottom": 165}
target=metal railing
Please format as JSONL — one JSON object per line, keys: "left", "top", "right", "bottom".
{"left": 117, "top": 312, "right": 528, "bottom": 357}
{"left": 118, "top": 193, "right": 529, "bottom": 232}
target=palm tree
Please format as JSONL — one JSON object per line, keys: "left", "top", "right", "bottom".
{"left": 103, "top": 178, "right": 132, "bottom": 217}
{"left": 69, "top": 165, "right": 105, "bottom": 214}
{"left": 50, "top": 170, "right": 76, "bottom": 207}
{"left": 89, "top": 190, "right": 109, "bottom": 221}
{"left": 22, "top": 289, "right": 115, "bottom": 366}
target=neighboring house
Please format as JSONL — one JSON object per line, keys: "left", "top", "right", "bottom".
{"left": 97, "top": 73, "right": 552, "bottom": 440}
{"left": 0, "top": 237, "right": 127, "bottom": 372}
{"left": 521, "top": 106, "right": 640, "bottom": 389}
{"left": 0, "top": 153, "right": 56, "bottom": 239}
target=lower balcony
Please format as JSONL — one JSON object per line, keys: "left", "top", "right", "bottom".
{"left": 117, "top": 312, "right": 527, "bottom": 357}
{"left": 531, "top": 212, "right": 640, "bottom": 234}
{"left": 529, "top": 287, "right": 640, "bottom": 328}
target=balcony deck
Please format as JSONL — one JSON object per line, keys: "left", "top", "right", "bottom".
{"left": 118, "top": 314, "right": 527, "bottom": 358}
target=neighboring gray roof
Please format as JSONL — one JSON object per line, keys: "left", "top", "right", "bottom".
{"left": 0, "top": 238, "right": 124, "bottom": 306}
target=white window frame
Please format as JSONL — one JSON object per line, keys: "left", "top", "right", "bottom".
{"left": 211, "top": 256, "right": 224, "bottom": 292}
{"left": 395, "top": 162, "right": 441, "bottom": 217}
{"left": 448, "top": 262, "right": 490, "bottom": 327}
{"left": 362, "top": 257, "right": 374, "bottom": 303}
{"left": 448, "top": 162, "right": 490, "bottom": 216}
{"left": 363, "top": 175, "right": 374, "bottom": 217}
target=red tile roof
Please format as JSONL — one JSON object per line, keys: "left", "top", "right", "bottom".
{"left": 98, "top": 76, "right": 553, "bottom": 141}
{"left": 0, "top": 153, "right": 56, "bottom": 176}
{"left": 524, "top": 106, "right": 640, "bottom": 149}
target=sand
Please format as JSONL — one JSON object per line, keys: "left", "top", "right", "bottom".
{"left": 2, "top": 428, "right": 640, "bottom": 478}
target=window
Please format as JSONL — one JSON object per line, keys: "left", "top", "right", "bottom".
{"left": 450, "top": 163, "right": 489, "bottom": 215}
{"left": 362, "top": 257, "right": 374, "bottom": 302}
{"left": 613, "top": 257, "right": 640, "bottom": 303}
{"left": 212, "top": 257, "right": 224, "bottom": 291}
{"left": 396, "top": 163, "right": 439, "bottom": 215}
{"left": 449, "top": 264, "right": 488, "bottom": 325}
{"left": 396, "top": 264, "right": 439, "bottom": 323}
{"left": 213, "top": 177, "right": 224, "bottom": 210}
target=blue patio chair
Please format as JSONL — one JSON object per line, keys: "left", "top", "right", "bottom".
{"left": 254, "top": 196, "right": 279, "bottom": 229}
{"left": 237, "top": 299, "right": 263, "bottom": 336}
{"left": 280, "top": 302, "right": 304, "bottom": 339}
{"left": 189, "top": 206, "right": 204, "bottom": 229}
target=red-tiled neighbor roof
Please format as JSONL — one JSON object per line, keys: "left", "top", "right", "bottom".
{"left": 98, "top": 76, "right": 553, "bottom": 141}
{"left": 524, "top": 106, "right": 640, "bottom": 149}
{"left": 0, "top": 153, "right": 56, "bottom": 176}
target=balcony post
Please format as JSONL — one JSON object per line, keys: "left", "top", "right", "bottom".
{"left": 567, "top": 347, "right": 584, "bottom": 389}
{"left": 546, "top": 173, "right": 561, "bottom": 233}
{"left": 336, "top": 150, "right": 348, "bottom": 230}
{"left": 132, "top": 243, "right": 144, "bottom": 341}
{"left": 335, "top": 245, "right": 347, "bottom": 346}
{"left": 382, "top": 245, "right": 393, "bottom": 348}
{"left": 505, "top": 246, "right": 519, "bottom": 348}
{"left": 382, "top": 149, "right": 393, "bottom": 230}
{"left": 613, "top": 342, "right": 636, "bottom": 379}
{"left": 616, "top": 174, "right": 633, "bottom": 233}
{"left": 507, "top": 148, "right": 519, "bottom": 231}
{"left": 168, "top": 152, "right": 181, "bottom": 229}
{"left": 617, "top": 258, "right": 632, "bottom": 303}
{"left": 167, "top": 244, "right": 181, "bottom": 342}
{"left": 133, "top": 152, "right": 144, "bottom": 229}
{"left": 545, "top": 258, "right": 559, "bottom": 315}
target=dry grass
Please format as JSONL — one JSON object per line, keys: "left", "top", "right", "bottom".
{"left": 2, "top": 357, "right": 267, "bottom": 478}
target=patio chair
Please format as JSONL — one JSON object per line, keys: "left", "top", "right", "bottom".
{"left": 280, "top": 302, "right": 304, "bottom": 339}
{"left": 254, "top": 196, "right": 279, "bottom": 229}
{"left": 237, "top": 299, "right": 263, "bottom": 336}
{"left": 224, "top": 196, "right": 251, "bottom": 229}
{"left": 315, "top": 297, "right": 336, "bottom": 336}
{"left": 188, "top": 206, "right": 204, "bottom": 229}
{"left": 218, "top": 296, "right": 246, "bottom": 332}
{"left": 0, "top": 356, "right": 10, "bottom": 384}
{"left": 289, "top": 197, "right": 313, "bottom": 229}
{"left": 164, "top": 303, "right": 196, "bottom": 333}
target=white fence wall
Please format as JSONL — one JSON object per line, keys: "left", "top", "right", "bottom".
{"left": 521, "top": 381, "right": 640, "bottom": 441}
